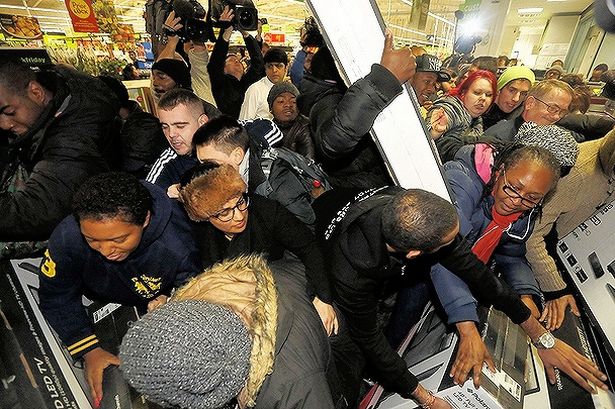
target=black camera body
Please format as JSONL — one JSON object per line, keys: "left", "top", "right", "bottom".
{"left": 209, "top": 0, "right": 258, "bottom": 31}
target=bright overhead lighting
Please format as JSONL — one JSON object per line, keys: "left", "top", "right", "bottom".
{"left": 401, "top": 0, "right": 413, "bottom": 6}
{"left": 0, "top": 4, "right": 65, "bottom": 13}
{"left": 518, "top": 7, "right": 543, "bottom": 13}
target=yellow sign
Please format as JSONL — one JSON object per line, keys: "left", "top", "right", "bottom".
{"left": 69, "top": 0, "right": 92, "bottom": 19}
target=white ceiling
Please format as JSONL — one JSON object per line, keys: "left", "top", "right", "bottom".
{"left": 0, "top": 0, "right": 595, "bottom": 46}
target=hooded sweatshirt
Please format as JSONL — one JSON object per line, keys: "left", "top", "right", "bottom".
{"left": 39, "top": 183, "right": 200, "bottom": 359}
{"left": 526, "top": 129, "right": 615, "bottom": 294}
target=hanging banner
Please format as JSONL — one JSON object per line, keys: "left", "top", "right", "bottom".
{"left": 64, "top": 0, "right": 99, "bottom": 33}
{"left": 0, "top": 15, "right": 43, "bottom": 39}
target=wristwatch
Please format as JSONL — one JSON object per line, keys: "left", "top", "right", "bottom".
{"left": 533, "top": 331, "right": 556, "bottom": 349}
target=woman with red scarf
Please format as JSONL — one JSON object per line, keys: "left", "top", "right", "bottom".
{"left": 430, "top": 143, "right": 561, "bottom": 386}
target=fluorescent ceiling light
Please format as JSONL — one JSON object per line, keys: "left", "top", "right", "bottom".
{"left": 401, "top": 0, "right": 413, "bottom": 6}
{"left": 0, "top": 4, "right": 65, "bottom": 13}
{"left": 518, "top": 7, "right": 543, "bottom": 13}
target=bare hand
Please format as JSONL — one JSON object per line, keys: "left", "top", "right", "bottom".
{"left": 537, "top": 339, "right": 607, "bottom": 394}
{"left": 521, "top": 295, "right": 541, "bottom": 319}
{"left": 451, "top": 322, "right": 496, "bottom": 388}
{"left": 84, "top": 347, "right": 121, "bottom": 407}
{"left": 219, "top": 5, "right": 234, "bottom": 23}
{"left": 540, "top": 294, "right": 580, "bottom": 331}
{"left": 313, "top": 297, "right": 339, "bottom": 336}
{"left": 412, "top": 384, "right": 452, "bottom": 409}
{"left": 429, "top": 107, "right": 448, "bottom": 139}
{"left": 148, "top": 294, "right": 169, "bottom": 312}
{"left": 163, "top": 10, "right": 183, "bottom": 33}
{"left": 380, "top": 30, "right": 416, "bottom": 84}
{"left": 167, "top": 183, "right": 180, "bottom": 199}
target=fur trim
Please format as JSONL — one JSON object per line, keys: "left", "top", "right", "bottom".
{"left": 179, "top": 164, "right": 247, "bottom": 221}
{"left": 172, "top": 255, "right": 278, "bottom": 408}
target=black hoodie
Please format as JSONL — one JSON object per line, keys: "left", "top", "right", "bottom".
{"left": 315, "top": 187, "right": 531, "bottom": 398}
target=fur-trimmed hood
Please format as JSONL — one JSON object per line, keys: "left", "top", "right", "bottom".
{"left": 173, "top": 255, "right": 278, "bottom": 408}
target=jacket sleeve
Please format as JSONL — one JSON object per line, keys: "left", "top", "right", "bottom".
{"left": 493, "top": 253, "right": 541, "bottom": 298}
{"left": 333, "top": 265, "right": 418, "bottom": 398}
{"left": 436, "top": 235, "right": 532, "bottom": 325}
{"left": 38, "top": 240, "right": 99, "bottom": 359}
{"left": 311, "top": 64, "right": 402, "bottom": 160}
{"left": 242, "top": 34, "right": 265, "bottom": 87}
{"left": 430, "top": 162, "right": 483, "bottom": 323}
{"left": 290, "top": 49, "right": 307, "bottom": 86}
{"left": 557, "top": 114, "right": 615, "bottom": 142}
{"left": 524, "top": 190, "right": 574, "bottom": 293}
{"left": 0, "top": 158, "right": 97, "bottom": 241}
{"left": 271, "top": 373, "right": 335, "bottom": 409}
{"left": 271, "top": 201, "right": 334, "bottom": 303}
{"left": 207, "top": 31, "right": 230, "bottom": 105}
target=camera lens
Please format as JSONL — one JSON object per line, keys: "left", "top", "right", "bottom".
{"left": 238, "top": 10, "right": 255, "bottom": 28}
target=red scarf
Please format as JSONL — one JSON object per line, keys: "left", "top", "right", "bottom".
{"left": 471, "top": 205, "right": 522, "bottom": 264}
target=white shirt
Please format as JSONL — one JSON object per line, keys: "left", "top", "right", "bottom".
{"left": 239, "top": 76, "right": 274, "bottom": 120}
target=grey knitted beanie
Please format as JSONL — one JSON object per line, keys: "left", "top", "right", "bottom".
{"left": 515, "top": 121, "right": 579, "bottom": 167}
{"left": 267, "top": 82, "right": 299, "bottom": 109}
{"left": 119, "top": 300, "right": 252, "bottom": 409}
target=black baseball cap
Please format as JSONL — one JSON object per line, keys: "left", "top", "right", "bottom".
{"left": 415, "top": 54, "right": 451, "bottom": 82}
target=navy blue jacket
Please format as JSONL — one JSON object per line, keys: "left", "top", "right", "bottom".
{"left": 39, "top": 183, "right": 200, "bottom": 359}
{"left": 431, "top": 144, "right": 541, "bottom": 324}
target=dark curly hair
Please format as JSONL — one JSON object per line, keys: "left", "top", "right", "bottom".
{"left": 72, "top": 172, "right": 152, "bottom": 225}
{"left": 381, "top": 189, "right": 458, "bottom": 252}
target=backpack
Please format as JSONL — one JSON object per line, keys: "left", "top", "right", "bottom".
{"left": 254, "top": 147, "right": 332, "bottom": 226}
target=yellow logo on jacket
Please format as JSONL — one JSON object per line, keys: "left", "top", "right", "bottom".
{"left": 41, "top": 250, "right": 56, "bottom": 278}
{"left": 131, "top": 275, "right": 162, "bottom": 299}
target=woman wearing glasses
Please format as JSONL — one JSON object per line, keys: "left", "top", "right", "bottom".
{"left": 430, "top": 143, "right": 564, "bottom": 386}
{"left": 426, "top": 69, "right": 497, "bottom": 162}
{"left": 177, "top": 161, "right": 338, "bottom": 336}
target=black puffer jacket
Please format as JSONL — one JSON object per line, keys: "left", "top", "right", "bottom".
{"left": 0, "top": 66, "right": 118, "bottom": 241}
{"left": 299, "top": 64, "right": 401, "bottom": 190}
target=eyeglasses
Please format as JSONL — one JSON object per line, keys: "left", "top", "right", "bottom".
{"left": 211, "top": 194, "right": 249, "bottom": 222}
{"left": 533, "top": 97, "right": 569, "bottom": 117}
{"left": 501, "top": 170, "right": 542, "bottom": 208}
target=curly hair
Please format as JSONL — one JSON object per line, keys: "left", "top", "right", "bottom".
{"left": 72, "top": 172, "right": 152, "bottom": 224}
{"left": 381, "top": 189, "right": 458, "bottom": 252}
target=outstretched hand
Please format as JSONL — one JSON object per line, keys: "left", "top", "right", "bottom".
{"left": 84, "top": 347, "right": 121, "bottom": 408}
{"left": 380, "top": 30, "right": 416, "bottom": 84}
{"left": 538, "top": 339, "right": 608, "bottom": 394}
{"left": 540, "top": 294, "right": 580, "bottom": 331}
{"left": 451, "top": 322, "right": 496, "bottom": 388}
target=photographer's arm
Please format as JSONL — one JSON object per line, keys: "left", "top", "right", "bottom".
{"left": 242, "top": 31, "right": 265, "bottom": 85}
{"left": 157, "top": 11, "right": 183, "bottom": 61}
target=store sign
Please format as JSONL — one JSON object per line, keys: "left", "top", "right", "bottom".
{"left": 264, "top": 32, "right": 285, "bottom": 44}
{"left": 0, "top": 14, "right": 43, "bottom": 39}
{"left": 64, "top": 0, "right": 99, "bottom": 33}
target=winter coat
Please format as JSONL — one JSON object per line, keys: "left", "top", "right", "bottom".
{"left": 427, "top": 95, "right": 485, "bottom": 163}
{"left": 431, "top": 144, "right": 541, "bottom": 324}
{"left": 274, "top": 114, "right": 315, "bottom": 159}
{"left": 207, "top": 31, "right": 265, "bottom": 118}
{"left": 195, "top": 194, "right": 333, "bottom": 303}
{"left": 526, "top": 129, "right": 615, "bottom": 294}
{"left": 172, "top": 255, "right": 335, "bottom": 409}
{"left": 39, "top": 183, "right": 200, "bottom": 359}
{"left": 314, "top": 186, "right": 532, "bottom": 398}
{"left": 0, "top": 66, "right": 119, "bottom": 241}
{"left": 299, "top": 64, "right": 399, "bottom": 189}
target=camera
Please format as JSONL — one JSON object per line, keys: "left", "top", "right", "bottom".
{"left": 164, "top": 0, "right": 214, "bottom": 43}
{"left": 209, "top": 0, "right": 259, "bottom": 31}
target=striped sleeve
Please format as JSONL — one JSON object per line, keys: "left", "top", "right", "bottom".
{"left": 145, "top": 148, "right": 177, "bottom": 183}
{"left": 240, "top": 118, "right": 284, "bottom": 147}
{"left": 67, "top": 334, "right": 100, "bottom": 357}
